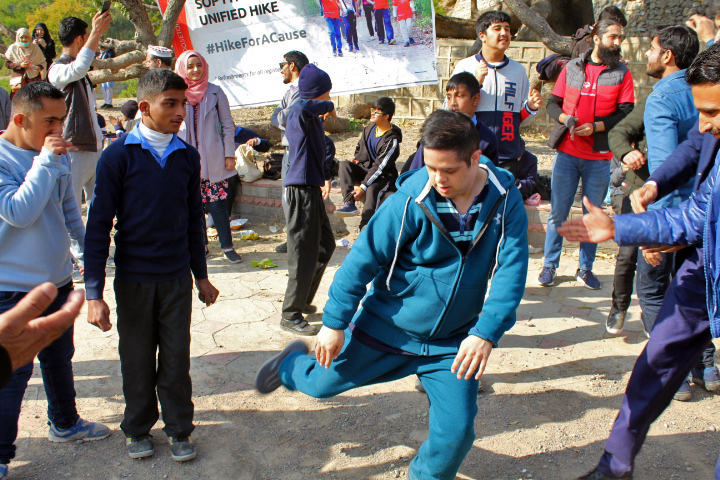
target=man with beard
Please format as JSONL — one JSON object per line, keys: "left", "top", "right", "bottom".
{"left": 538, "top": 18, "right": 634, "bottom": 290}
{"left": 634, "top": 25, "right": 709, "bottom": 401}
{"left": 271, "top": 50, "right": 308, "bottom": 253}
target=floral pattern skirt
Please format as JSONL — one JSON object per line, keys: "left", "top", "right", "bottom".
{"left": 201, "top": 179, "right": 228, "bottom": 203}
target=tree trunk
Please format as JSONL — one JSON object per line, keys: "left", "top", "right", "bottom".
{"left": 501, "top": 0, "right": 572, "bottom": 54}
{"left": 435, "top": 14, "right": 476, "bottom": 40}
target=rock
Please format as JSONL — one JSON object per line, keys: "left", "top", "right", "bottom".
{"left": 337, "top": 102, "right": 372, "bottom": 119}
{"left": 323, "top": 116, "right": 351, "bottom": 133}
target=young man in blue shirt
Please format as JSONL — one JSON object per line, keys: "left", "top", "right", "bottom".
{"left": 0, "top": 82, "right": 110, "bottom": 480}
{"left": 85, "top": 69, "right": 219, "bottom": 462}
{"left": 257, "top": 110, "right": 528, "bottom": 480}
{"left": 280, "top": 64, "right": 337, "bottom": 336}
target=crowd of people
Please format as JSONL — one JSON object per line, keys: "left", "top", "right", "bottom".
{"left": 2, "top": 4, "right": 720, "bottom": 480}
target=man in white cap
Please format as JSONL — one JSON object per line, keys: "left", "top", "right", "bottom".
{"left": 145, "top": 45, "right": 173, "bottom": 70}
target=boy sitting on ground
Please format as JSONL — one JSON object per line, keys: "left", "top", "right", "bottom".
{"left": 85, "top": 69, "right": 219, "bottom": 462}
{"left": 334, "top": 97, "right": 402, "bottom": 230}
{"left": 108, "top": 100, "right": 139, "bottom": 139}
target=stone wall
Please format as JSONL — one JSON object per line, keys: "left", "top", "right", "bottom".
{"left": 332, "top": 37, "right": 656, "bottom": 128}
{"left": 593, "top": 0, "right": 715, "bottom": 36}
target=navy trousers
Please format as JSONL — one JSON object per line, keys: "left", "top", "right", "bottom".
{"left": 598, "top": 247, "right": 715, "bottom": 478}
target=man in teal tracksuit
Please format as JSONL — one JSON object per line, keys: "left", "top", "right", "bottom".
{"left": 255, "top": 110, "right": 529, "bottom": 480}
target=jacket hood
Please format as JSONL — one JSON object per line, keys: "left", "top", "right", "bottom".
{"left": 396, "top": 154, "right": 515, "bottom": 199}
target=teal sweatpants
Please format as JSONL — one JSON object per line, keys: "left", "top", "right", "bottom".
{"left": 279, "top": 330, "right": 479, "bottom": 480}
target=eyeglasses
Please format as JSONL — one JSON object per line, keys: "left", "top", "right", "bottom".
{"left": 279, "top": 62, "right": 288, "bottom": 69}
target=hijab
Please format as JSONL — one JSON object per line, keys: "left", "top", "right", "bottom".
{"left": 175, "top": 50, "right": 209, "bottom": 106}
{"left": 5, "top": 28, "right": 47, "bottom": 77}
{"left": 33, "top": 23, "right": 52, "bottom": 45}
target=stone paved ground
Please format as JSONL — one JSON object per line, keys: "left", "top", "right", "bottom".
{"left": 8, "top": 226, "right": 720, "bottom": 480}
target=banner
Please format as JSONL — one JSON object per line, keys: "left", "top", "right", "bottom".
{"left": 156, "top": 0, "right": 438, "bottom": 107}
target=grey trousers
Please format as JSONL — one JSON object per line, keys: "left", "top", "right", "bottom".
{"left": 68, "top": 149, "right": 100, "bottom": 262}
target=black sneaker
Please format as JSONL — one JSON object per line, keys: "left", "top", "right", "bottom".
{"left": 126, "top": 436, "right": 154, "bottom": 459}
{"left": 606, "top": 310, "right": 626, "bottom": 335}
{"left": 169, "top": 436, "right": 196, "bottom": 461}
{"left": 575, "top": 469, "right": 630, "bottom": 479}
{"left": 280, "top": 318, "right": 319, "bottom": 336}
{"left": 255, "top": 339, "right": 309, "bottom": 393}
{"left": 275, "top": 242, "right": 288, "bottom": 253}
{"left": 224, "top": 249, "right": 242, "bottom": 263}
{"left": 303, "top": 304, "right": 318, "bottom": 314}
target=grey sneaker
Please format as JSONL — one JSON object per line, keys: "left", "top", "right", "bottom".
{"left": 126, "top": 436, "right": 154, "bottom": 459}
{"left": 255, "top": 340, "right": 309, "bottom": 394}
{"left": 275, "top": 242, "right": 288, "bottom": 253}
{"left": 223, "top": 249, "right": 242, "bottom": 263}
{"left": 169, "top": 436, "right": 196, "bottom": 461}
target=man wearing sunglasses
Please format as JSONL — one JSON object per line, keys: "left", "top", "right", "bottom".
{"left": 271, "top": 51, "right": 309, "bottom": 253}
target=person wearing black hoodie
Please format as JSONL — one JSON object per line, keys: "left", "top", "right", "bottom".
{"left": 335, "top": 96, "right": 401, "bottom": 229}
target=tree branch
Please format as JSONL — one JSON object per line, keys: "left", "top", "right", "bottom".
{"left": 92, "top": 50, "right": 147, "bottom": 69}
{"left": 89, "top": 62, "right": 149, "bottom": 83}
{"left": 501, "top": 0, "right": 571, "bottom": 55}
{"left": 118, "top": 0, "right": 157, "bottom": 46}
{"left": 156, "top": 0, "right": 187, "bottom": 47}
{"left": 100, "top": 38, "right": 144, "bottom": 55}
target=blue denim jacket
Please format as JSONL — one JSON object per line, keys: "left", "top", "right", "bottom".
{"left": 643, "top": 69, "right": 698, "bottom": 210}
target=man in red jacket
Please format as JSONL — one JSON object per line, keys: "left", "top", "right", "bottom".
{"left": 538, "top": 18, "right": 634, "bottom": 290}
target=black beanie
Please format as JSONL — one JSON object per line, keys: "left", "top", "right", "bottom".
{"left": 121, "top": 100, "right": 139, "bottom": 119}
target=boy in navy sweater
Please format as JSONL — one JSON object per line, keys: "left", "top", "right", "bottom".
{"left": 281, "top": 64, "right": 337, "bottom": 336}
{"left": 402, "top": 73, "right": 499, "bottom": 173}
{"left": 85, "top": 70, "right": 219, "bottom": 461}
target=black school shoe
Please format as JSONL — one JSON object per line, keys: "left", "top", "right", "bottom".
{"left": 255, "top": 340, "right": 309, "bottom": 393}
{"left": 280, "top": 317, "right": 319, "bottom": 336}
{"left": 575, "top": 469, "right": 632, "bottom": 479}
{"left": 169, "top": 436, "right": 196, "bottom": 461}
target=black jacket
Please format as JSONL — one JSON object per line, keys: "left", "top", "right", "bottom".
{"left": 353, "top": 124, "right": 402, "bottom": 187}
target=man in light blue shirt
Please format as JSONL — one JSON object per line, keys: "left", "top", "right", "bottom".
{"left": 638, "top": 25, "right": 717, "bottom": 401}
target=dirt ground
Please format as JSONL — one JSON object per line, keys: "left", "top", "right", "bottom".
{"left": 7, "top": 105, "right": 719, "bottom": 480}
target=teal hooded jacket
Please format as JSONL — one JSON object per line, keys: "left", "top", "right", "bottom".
{"left": 323, "top": 157, "right": 529, "bottom": 355}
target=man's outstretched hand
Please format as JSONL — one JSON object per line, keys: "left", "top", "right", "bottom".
{"left": 557, "top": 197, "right": 616, "bottom": 243}
{"left": 315, "top": 326, "right": 344, "bottom": 369}
{"left": 0, "top": 283, "right": 83, "bottom": 370}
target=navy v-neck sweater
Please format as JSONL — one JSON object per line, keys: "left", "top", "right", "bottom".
{"left": 84, "top": 136, "right": 207, "bottom": 300}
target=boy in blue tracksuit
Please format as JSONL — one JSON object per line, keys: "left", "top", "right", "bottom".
{"left": 256, "top": 110, "right": 528, "bottom": 480}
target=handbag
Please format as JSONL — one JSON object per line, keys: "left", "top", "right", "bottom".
{"left": 235, "top": 144, "right": 263, "bottom": 183}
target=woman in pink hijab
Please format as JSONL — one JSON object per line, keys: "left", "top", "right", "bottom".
{"left": 175, "top": 50, "right": 242, "bottom": 264}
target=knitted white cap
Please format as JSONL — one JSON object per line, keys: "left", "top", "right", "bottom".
{"left": 147, "top": 45, "right": 173, "bottom": 58}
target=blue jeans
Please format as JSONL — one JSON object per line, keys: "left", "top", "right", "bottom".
{"left": 280, "top": 329, "right": 478, "bottom": 480}
{"left": 374, "top": 8, "right": 393, "bottom": 41}
{"left": 543, "top": 151, "right": 610, "bottom": 271}
{"left": 0, "top": 284, "right": 78, "bottom": 465}
{"left": 636, "top": 251, "right": 674, "bottom": 332}
{"left": 325, "top": 17, "right": 343, "bottom": 53}
{"left": 204, "top": 199, "right": 234, "bottom": 250}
